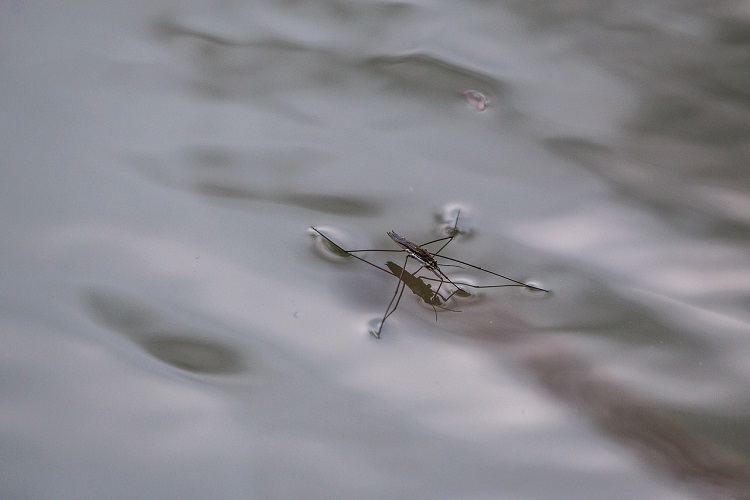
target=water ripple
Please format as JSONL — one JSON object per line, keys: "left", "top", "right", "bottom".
{"left": 82, "top": 288, "right": 246, "bottom": 376}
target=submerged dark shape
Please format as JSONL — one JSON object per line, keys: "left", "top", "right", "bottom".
{"left": 385, "top": 260, "right": 443, "bottom": 307}
{"left": 195, "top": 182, "right": 381, "bottom": 216}
{"left": 81, "top": 288, "right": 245, "bottom": 375}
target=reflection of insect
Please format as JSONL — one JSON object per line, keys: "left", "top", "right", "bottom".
{"left": 311, "top": 212, "right": 548, "bottom": 338}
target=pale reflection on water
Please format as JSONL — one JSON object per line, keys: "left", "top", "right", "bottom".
{"left": 3, "top": 0, "right": 750, "bottom": 498}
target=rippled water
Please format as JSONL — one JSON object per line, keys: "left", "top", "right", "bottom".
{"left": 3, "top": 1, "right": 750, "bottom": 498}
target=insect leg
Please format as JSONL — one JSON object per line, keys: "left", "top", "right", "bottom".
{"left": 374, "top": 254, "right": 410, "bottom": 338}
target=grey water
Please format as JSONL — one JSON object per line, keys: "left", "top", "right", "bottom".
{"left": 2, "top": 1, "right": 750, "bottom": 498}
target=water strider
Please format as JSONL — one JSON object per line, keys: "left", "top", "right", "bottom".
{"left": 311, "top": 212, "right": 548, "bottom": 338}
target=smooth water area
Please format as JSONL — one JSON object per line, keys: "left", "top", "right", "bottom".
{"left": 3, "top": 1, "right": 750, "bottom": 498}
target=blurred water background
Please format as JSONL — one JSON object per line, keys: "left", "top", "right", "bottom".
{"left": 3, "top": 1, "right": 750, "bottom": 498}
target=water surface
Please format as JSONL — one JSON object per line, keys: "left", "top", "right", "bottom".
{"left": 2, "top": 1, "right": 750, "bottom": 498}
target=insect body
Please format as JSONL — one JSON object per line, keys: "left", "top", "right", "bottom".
{"left": 387, "top": 231, "right": 442, "bottom": 276}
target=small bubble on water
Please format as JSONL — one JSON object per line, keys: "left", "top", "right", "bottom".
{"left": 462, "top": 90, "right": 487, "bottom": 111}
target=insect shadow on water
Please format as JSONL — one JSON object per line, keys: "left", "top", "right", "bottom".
{"left": 311, "top": 212, "right": 549, "bottom": 338}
